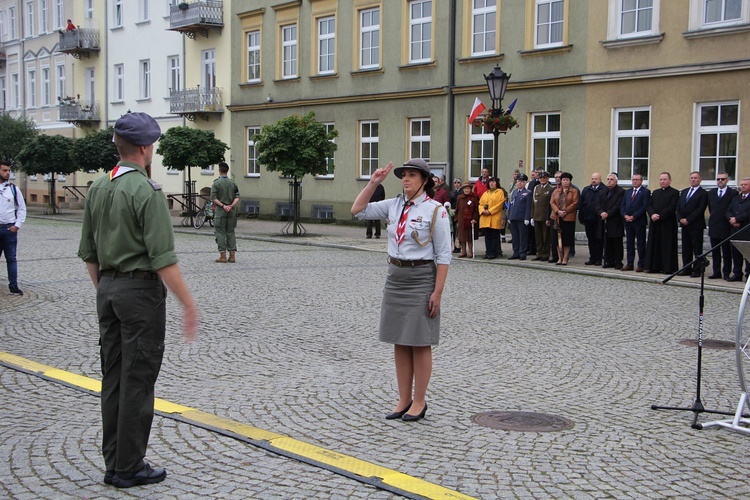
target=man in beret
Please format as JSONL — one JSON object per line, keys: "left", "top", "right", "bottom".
{"left": 78, "top": 112, "right": 198, "bottom": 488}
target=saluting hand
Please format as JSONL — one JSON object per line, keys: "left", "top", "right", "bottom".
{"left": 370, "top": 162, "right": 394, "bottom": 185}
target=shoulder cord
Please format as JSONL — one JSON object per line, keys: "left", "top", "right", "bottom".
{"left": 411, "top": 204, "right": 441, "bottom": 247}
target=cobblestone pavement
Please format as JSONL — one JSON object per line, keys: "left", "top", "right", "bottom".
{"left": 2, "top": 212, "right": 750, "bottom": 498}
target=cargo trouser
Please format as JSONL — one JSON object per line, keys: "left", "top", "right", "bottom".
{"left": 214, "top": 212, "right": 238, "bottom": 252}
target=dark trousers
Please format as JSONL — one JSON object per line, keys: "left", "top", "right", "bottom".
{"left": 711, "top": 237, "right": 733, "bottom": 278}
{"left": 625, "top": 224, "right": 647, "bottom": 267}
{"left": 527, "top": 224, "right": 537, "bottom": 254}
{"left": 366, "top": 219, "right": 381, "bottom": 237}
{"left": 534, "top": 222, "right": 550, "bottom": 259}
{"left": 603, "top": 237, "right": 624, "bottom": 267}
{"left": 681, "top": 227, "right": 704, "bottom": 273}
{"left": 484, "top": 228, "right": 501, "bottom": 257}
{"left": 510, "top": 220, "right": 528, "bottom": 258}
{"left": 584, "top": 220, "right": 602, "bottom": 263}
{"left": 0, "top": 225, "right": 18, "bottom": 288}
{"left": 97, "top": 275, "right": 166, "bottom": 474}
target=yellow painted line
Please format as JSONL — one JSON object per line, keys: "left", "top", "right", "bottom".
{"left": 0, "top": 351, "right": 475, "bottom": 500}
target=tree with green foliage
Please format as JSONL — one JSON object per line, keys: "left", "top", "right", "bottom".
{"left": 254, "top": 112, "right": 338, "bottom": 235}
{"left": 72, "top": 127, "right": 120, "bottom": 172}
{"left": 17, "top": 134, "right": 76, "bottom": 214}
{"left": 0, "top": 112, "right": 39, "bottom": 168}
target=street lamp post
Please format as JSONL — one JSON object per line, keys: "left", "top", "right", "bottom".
{"left": 484, "top": 66, "right": 511, "bottom": 180}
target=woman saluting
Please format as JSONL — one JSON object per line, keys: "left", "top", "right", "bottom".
{"left": 351, "top": 159, "right": 452, "bottom": 422}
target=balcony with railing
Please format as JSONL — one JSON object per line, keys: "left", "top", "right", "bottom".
{"left": 58, "top": 28, "right": 100, "bottom": 58}
{"left": 168, "top": 1, "right": 223, "bottom": 39}
{"left": 170, "top": 86, "right": 223, "bottom": 121}
{"left": 58, "top": 99, "right": 101, "bottom": 126}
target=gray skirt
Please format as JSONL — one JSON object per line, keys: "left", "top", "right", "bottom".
{"left": 379, "top": 262, "right": 440, "bottom": 346}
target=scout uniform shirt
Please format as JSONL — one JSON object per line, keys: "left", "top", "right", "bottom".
{"left": 78, "top": 161, "right": 177, "bottom": 272}
{"left": 356, "top": 192, "right": 452, "bottom": 265}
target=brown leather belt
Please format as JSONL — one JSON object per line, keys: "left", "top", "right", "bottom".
{"left": 100, "top": 270, "right": 160, "bottom": 280}
{"left": 388, "top": 257, "right": 434, "bottom": 267}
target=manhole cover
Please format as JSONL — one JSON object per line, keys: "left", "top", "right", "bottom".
{"left": 680, "top": 339, "right": 735, "bottom": 350}
{"left": 471, "top": 411, "right": 574, "bottom": 432}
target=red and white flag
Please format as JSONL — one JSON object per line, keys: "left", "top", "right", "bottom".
{"left": 467, "top": 97, "right": 487, "bottom": 124}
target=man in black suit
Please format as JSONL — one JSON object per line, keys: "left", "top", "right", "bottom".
{"left": 677, "top": 172, "right": 709, "bottom": 277}
{"left": 578, "top": 172, "right": 604, "bottom": 265}
{"left": 645, "top": 172, "right": 680, "bottom": 274}
{"left": 595, "top": 173, "right": 625, "bottom": 269}
{"left": 621, "top": 173, "right": 650, "bottom": 272}
{"left": 707, "top": 172, "right": 737, "bottom": 279}
{"left": 727, "top": 177, "right": 750, "bottom": 281}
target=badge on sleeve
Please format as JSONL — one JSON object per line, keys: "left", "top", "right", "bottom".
{"left": 148, "top": 179, "right": 162, "bottom": 191}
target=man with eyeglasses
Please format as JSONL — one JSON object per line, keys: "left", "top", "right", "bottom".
{"left": 676, "top": 172, "right": 708, "bottom": 277}
{"left": 707, "top": 172, "right": 737, "bottom": 280}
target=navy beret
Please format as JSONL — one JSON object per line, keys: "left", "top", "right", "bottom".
{"left": 114, "top": 112, "right": 161, "bottom": 146}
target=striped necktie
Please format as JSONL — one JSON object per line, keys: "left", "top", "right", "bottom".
{"left": 395, "top": 202, "right": 413, "bottom": 245}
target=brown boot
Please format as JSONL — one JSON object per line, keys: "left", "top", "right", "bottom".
{"left": 215, "top": 251, "right": 227, "bottom": 263}
{"left": 228, "top": 251, "right": 236, "bottom": 263}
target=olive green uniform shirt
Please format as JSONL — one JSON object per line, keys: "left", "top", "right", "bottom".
{"left": 77, "top": 161, "right": 178, "bottom": 272}
{"left": 210, "top": 176, "right": 239, "bottom": 216}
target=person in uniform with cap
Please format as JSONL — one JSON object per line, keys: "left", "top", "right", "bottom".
{"left": 78, "top": 112, "right": 198, "bottom": 488}
{"left": 508, "top": 173, "right": 532, "bottom": 260}
{"left": 211, "top": 161, "right": 240, "bottom": 263}
{"left": 351, "top": 159, "right": 451, "bottom": 422}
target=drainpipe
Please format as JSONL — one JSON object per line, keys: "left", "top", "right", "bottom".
{"left": 447, "top": 0, "right": 456, "bottom": 182}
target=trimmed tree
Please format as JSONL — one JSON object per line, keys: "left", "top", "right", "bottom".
{"left": 254, "top": 112, "right": 338, "bottom": 235}
{"left": 156, "top": 126, "right": 229, "bottom": 225}
{"left": 0, "top": 112, "right": 39, "bottom": 168}
{"left": 71, "top": 127, "right": 120, "bottom": 173}
{"left": 16, "top": 134, "right": 76, "bottom": 214}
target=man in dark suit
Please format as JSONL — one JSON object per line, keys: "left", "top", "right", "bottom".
{"left": 579, "top": 172, "right": 604, "bottom": 265}
{"left": 595, "top": 173, "right": 625, "bottom": 269}
{"left": 621, "top": 173, "right": 650, "bottom": 272}
{"left": 677, "top": 172, "right": 709, "bottom": 277}
{"left": 645, "top": 172, "right": 680, "bottom": 273}
{"left": 707, "top": 172, "right": 737, "bottom": 279}
{"left": 727, "top": 177, "right": 750, "bottom": 281}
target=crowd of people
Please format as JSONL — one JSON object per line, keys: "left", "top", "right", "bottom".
{"left": 437, "top": 167, "right": 750, "bottom": 281}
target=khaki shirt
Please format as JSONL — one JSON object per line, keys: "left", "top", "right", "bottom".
{"left": 210, "top": 176, "right": 239, "bottom": 216}
{"left": 77, "top": 161, "right": 177, "bottom": 272}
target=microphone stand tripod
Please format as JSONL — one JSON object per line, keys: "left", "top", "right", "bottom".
{"left": 651, "top": 226, "right": 750, "bottom": 428}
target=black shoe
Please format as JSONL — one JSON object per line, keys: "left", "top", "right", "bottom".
{"left": 9, "top": 286, "right": 23, "bottom": 295}
{"left": 548, "top": 258, "right": 557, "bottom": 263}
{"left": 602, "top": 263, "right": 613, "bottom": 269}
{"left": 584, "top": 260, "right": 595, "bottom": 265}
{"left": 690, "top": 272, "right": 702, "bottom": 278}
{"left": 728, "top": 274, "right": 744, "bottom": 282}
{"left": 519, "top": 256, "right": 526, "bottom": 261}
{"left": 508, "top": 255, "right": 520, "bottom": 260}
{"left": 385, "top": 401, "right": 412, "bottom": 420}
{"left": 708, "top": 273, "right": 722, "bottom": 279}
{"left": 452, "top": 247, "right": 461, "bottom": 253}
{"left": 104, "top": 471, "right": 114, "bottom": 485}
{"left": 402, "top": 403, "right": 427, "bottom": 422}
{"left": 111, "top": 463, "right": 167, "bottom": 489}
{"left": 594, "top": 261, "right": 602, "bottom": 266}
{"left": 483, "top": 255, "right": 490, "bottom": 259}
{"left": 614, "top": 264, "right": 623, "bottom": 270}
{"left": 366, "top": 235, "right": 372, "bottom": 239}
{"left": 375, "top": 235, "right": 381, "bottom": 239}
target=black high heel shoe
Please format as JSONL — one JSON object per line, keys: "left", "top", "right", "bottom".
{"left": 385, "top": 401, "right": 412, "bottom": 420}
{"left": 402, "top": 403, "right": 427, "bottom": 422}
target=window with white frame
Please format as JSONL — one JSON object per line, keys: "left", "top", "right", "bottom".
{"left": 140, "top": 60, "right": 151, "bottom": 99}
{"left": 55, "top": 64, "right": 65, "bottom": 101}
{"left": 168, "top": 56, "right": 180, "bottom": 92}
{"left": 39, "top": 0, "right": 48, "bottom": 34}
{"left": 531, "top": 113, "right": 561, "bottom": 171}
{"left": 360, "top": 121, "right": 379, "bottom": 177}
{"left": 319, "top": 122, "right": 335, "bottom": 177}
{"left": 26, "top": 1, "right": 34, "bottom": 37}
{"left": 281, "top": 24, "right": 297, "bottom": 78}
{"left": 535, "top": 0, "right": 564, "bottom": 47}
{"left": 688, "top": 0, "right": 749, "bottom": 29}
{"left": 619, "top": 0, "right": 654, "bottom": 36}
{"left": 318, "top": 16, "right": 335, "bottom": 74}
{"left": 139, "top": 0, "right": 149, "bottom": 22}
{"left": 85, "top": 67, "right": 95, "bottom": 103}
{"left": 54, "top": 0, "right": 63, "bottom": 29}
{"left": 247, "top": 126, "right": 261, "bottom": 176}
{"left": 613, "top": 107, "right": 650, "bottom": 181}
{"left": 114, "top": 64, "right": 124, "bottom": 101}
{"left": 469, "top": 121, "right": 492, "bottom": 179}
{"left": 247, "top": 30, "right": 260, "bottom": 82}
{"left": 41, "top": 66, "right": 50, "bottom": 106}
{"left": 113, "top": 0, "right": 123, "bottom": 28}
{"left": 696, "top": 102, "right": 739, "bottom": 181}
{"left": 360, "top": 7, "right": 380, "bottom": 69}
{"left": 11, "top": 73, "right": 19, "bottom": 109}
{"left": 410, "top": 118, "right": 431, "bottom": 160}
{"left": 409, "top": 0, "right": 432, "bottom": 63}
{"left": 472, "top": 0, "right": 496, "bottom": 56}
{"left": 27, "top": 69, "right": 36, "bottom": 108}
{"left": 9, "top": 7, "right": 16, "bottom": 39}
{"left": 0, "top": 77, "right": 6, "bottom": 110}
{"left": 202, "top": 49, "right": 216, "bottom": 88}
{"left": 0, "top": 12, "right": 4, "bottom": 42}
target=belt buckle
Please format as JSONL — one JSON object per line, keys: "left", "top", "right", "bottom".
{"left": 390, "top": 257, "right": 402, "bottom": 268}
